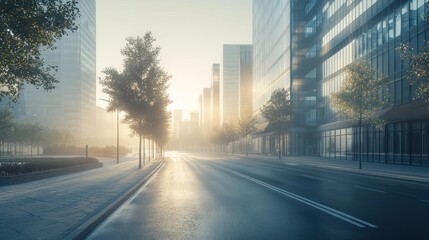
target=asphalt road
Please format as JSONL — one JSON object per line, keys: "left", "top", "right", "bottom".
{"left": 87, "top": 151, "right": 429, "bottom": 240}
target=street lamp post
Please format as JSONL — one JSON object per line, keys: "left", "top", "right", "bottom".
{"left": 100, "top": 98, "right": 119, "bottom": 164}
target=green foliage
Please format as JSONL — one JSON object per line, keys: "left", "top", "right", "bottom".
{"left": 397, "top": 2, "right": 429, "bottom": 103}
{"left": 0, "top": 157, "right": 98, "bottom": 176}
{"left": 260, "top": 88, "right": 293, "bottom": 131}
{"left": 1, "top": 115, "right": 77, "bottom": 154}
{"left": 0, "top": 107, "right": 14, "bottom": 141}
{"left": 221, "top": 122, "right": 239, "bottom": 145}
{"left": 237, "top": 110, "right": 258, "bottom": 138}
{"left": 331, "top": 60, "right": 388, "bottom": 126}
{"left": 260, "top": 88, "right": 293, "bottom": 159}
{"left": 44, "top": 145, "right": 130, "bottom": 157}
{"left": 0, "top": 0, "right": 79, "bottom": 101}
{"left": 100, "top": 32, "right": 171, "bottom": 165}
{"left": 399, "top": 42, "right": 429, "bottom": 103}
{"left": 237, "top": 110, "right": 258, "bottom": 155}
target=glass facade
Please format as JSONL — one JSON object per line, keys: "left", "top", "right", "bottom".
{"left": 221, "top": 44, "right": 252, "bottom": 125}
{"left": 252, "top": 0, "right": 291, "bottom": 114}
{"left": 211, "top": 64, "right": 220, "bottom": 129}
{"left": 15, "top": 0, "right": 96, "bottom": 137}
{"left": 253, "top": 0, "right": 429, "bottom": 165}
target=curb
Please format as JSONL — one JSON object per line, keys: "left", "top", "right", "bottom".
{"left": 64, "top": 158, "right": 166, "bottom": 240}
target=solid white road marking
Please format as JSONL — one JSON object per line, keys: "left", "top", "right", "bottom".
{"left": 285, "top": 163, "right": 298, "bottom": 166}
{"left": 215, "top": 164, "right": 378, "bottom": 228}
{"left": 353, "top": 186, "right": 386, "bottom": 194}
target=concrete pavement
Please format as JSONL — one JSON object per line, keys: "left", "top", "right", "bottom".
{"left": 0, "top": 155, "right": 164, "bottom": 240}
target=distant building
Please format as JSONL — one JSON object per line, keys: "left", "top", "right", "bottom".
{"left": 190, "top": 111, "right": 199, "bottom": 124}
{"left": 201, "top": 88, "right": 212, "bottom": 137}
{"left": 210, "top": 64, "right": 221, "bottom": 130}
{"left": 13, "top": 0, "right": 96, "bottom": 137}
{"left": 172, "top": 109, "right": 183, "bottom": 139}
{"left": 221, "top": 44, "right": 253, "bottom": 125}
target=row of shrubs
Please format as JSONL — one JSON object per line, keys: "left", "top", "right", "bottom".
{"left": 44, "top": 145, "right": 131, "bottom": 157}
{"left": 0, "top": 157, "right": 99, "bottom": 176}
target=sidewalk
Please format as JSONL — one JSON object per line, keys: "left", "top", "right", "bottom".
{"left": 246, "top": 154, "right": 429, "bottom": 183}
{"left": 0, "top": 156, "right": 164, "bottom": 240}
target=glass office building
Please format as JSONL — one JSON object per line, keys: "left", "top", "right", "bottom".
{"left": 253, "top": 0, "right": 429, "bottom": 166}
{"left": 15, "top": 0, "right": 96, "bottom": 137}
{"left": 221, "top": 44, "right": 253, "bottom": 125}
{"left": 211, "top": 64, "right": 221, "bottom": 129}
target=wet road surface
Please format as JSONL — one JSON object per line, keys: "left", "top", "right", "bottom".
{"left": 87, "top": 152, "right": 429, "bottom": 240}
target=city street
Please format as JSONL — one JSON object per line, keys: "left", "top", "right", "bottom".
{"left": 87, "top": 152, "right": 429, "bottom": 240}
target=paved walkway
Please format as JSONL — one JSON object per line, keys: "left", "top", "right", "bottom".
{"left": 0, "top": 155, "right": 163, "bottom": 240}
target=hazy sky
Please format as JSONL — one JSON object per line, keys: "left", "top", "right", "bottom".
{"left": 96, "top": 0, "right": 252, "bottom": 113}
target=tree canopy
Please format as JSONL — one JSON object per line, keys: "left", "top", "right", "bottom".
{"left": 331, "top": 60, "right": 387, "bottom": 169}
{"left": 0, "top": 107, "right": 14, "bottom": 141}
{"left": 399, "top": 42, "right": 429, "bottom": 103}
{"left": 331, "top": 60, "right": 388, "bottom": 126}
{"left": 100, "top": 32, "right": 171, "bottom": 168}
{"left": 237, "top": 110, "right": 258, "bottom": 156}
{"left": 260, "top": 88, "right": 293, "bottom": 159}
{"left": 0, "top": 0, "right": 79, "bottom": 101}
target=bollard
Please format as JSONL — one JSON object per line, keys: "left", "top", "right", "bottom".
{"left": 85, "top": 145, "right": 88, "bottom": 158}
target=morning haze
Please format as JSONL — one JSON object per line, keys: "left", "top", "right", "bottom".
{"left": 1, "top": 1, "right": 429, "bottom": 240}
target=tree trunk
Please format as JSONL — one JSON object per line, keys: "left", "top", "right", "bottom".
{"left": 148, "top": 139, "right": 151, "bottom": 162}
{"left": 152, "top": 140, "right": 155, "bottom": 159}
{"left": 246, "top": 136, "right": 249, "bottom": 156}
{"left": 278, "top": 126, "right": 282, "bottom": 160}
{"left": 139, "top": 133, "right": 142, "bottom": 169}
{"left": 359, "top": 119, "right": 362, "bottom": 169}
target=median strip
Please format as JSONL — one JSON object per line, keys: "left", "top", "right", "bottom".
{"left": 214, "top": 164, "right": 378, "bottom": 228}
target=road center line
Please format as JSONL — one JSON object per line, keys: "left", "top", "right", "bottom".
{"left": 214, "top": 164, "right": 377, "bottom": 228}
{"left": 353, "top": 186, "right": 386, "bottom": 194}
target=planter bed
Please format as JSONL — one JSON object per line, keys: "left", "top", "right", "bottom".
{"left": 0, "top": 157, "right": 102, "bottom": 186}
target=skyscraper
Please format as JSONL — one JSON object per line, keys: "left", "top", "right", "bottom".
{"left": 221, "top": 44, "right": 253, "bottom": 125}
{"left": 253, "top": 0, "right": 429, "bottom": 166}
{"left": 15, "top": 0, "right": 96, "bottom": 137}
{"left": 201, "top": 88, "right": 212, "bottom": 137}
{"left": 210, "top": 64, "right": 220, "bottom": 130}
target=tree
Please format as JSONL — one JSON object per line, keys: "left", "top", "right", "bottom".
{"left": 100, "top": 32, "right": 171, "bottom": 169}
{"left": 220, "top": 122, "right": 239, "bottom": 155}
{"left": 331, "top": 60, "right": 388, "bottom": 169}
{"left": 398, "top": 3, "right": 429, "bottom": 102}
{"left": 237, "top": 110, "right": 258, "bottom": 156}
{"left": 0, "top": 0, "right": 79, "bottom": 101}
{"left": 0, "top": 107, "right": 14, "bottom": 156}
{"left": 260, "top": 88, "right": 293, "bottom": 159}
{"left": 399, "top": 42, "right": 429, "bottom": 102}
